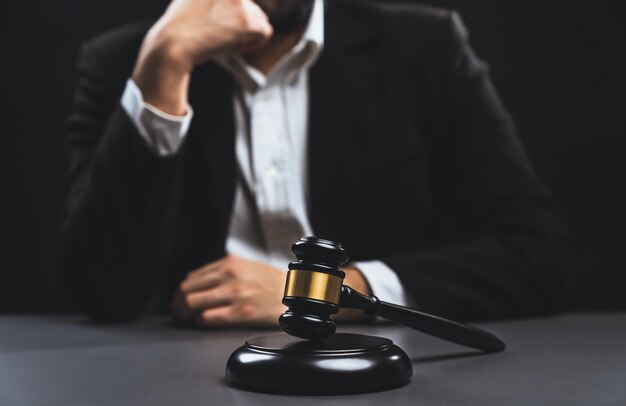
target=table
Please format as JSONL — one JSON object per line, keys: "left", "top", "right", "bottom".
{"left": 1, "top": 314, "right": 625, "bottom": 405}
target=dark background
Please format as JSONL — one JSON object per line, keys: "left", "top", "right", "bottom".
{"left": 1, "top": 0, "right": 624, "bottom": 312}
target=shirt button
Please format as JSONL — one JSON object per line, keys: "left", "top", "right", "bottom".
{"left": 266, "top": 165, "right": 279, "bottom": 177}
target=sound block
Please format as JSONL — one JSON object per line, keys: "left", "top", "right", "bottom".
{"left": 225, "top": 333, "right": 413, "bottom": 395}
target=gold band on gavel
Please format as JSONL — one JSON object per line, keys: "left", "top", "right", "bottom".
{"left": 283, "top": 269, "right": 344, "bottom": 305}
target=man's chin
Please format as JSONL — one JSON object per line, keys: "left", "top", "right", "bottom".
{"left": 254, "top": 0, "right": 315, "bottom": 35}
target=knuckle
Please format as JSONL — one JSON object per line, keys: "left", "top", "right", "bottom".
{"left": 184, "top": 293, "right": 197, "bottom": 309}
{"left": 235, "top": 9, "right": 251, "bottom": 28}
{"left": 239, "top": 304, "right": 255, "bottom": 318}
{"left": 231, "top": 283, "right": 243, "bottom": 297}
{"left": 225, "top": 266, "right": 238, "bottom": 278}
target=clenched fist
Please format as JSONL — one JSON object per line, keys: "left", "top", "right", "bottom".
{"left": 132, "top": 0, "right": 274, "bottom": 114}
{"left": 171, "top": 255, "right": 287, "bottom": 326}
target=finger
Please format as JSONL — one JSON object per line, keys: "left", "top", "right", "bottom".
{"left": 184, "top": 284, "right": 235, "bottom": 312}
{"left": 186, "top": 257, "right": 228, "bottom": 279}
{"left": 180, "top": 269, "right": 231, "bottom": 294}
{"left": 244, "top": 0, "right": 270, "bottom": 22}
{"left": 241, "top": 1, "right": 273, "bottom": 38}
{"left": 252, "top": 16, "right": 273, "bottom": 39}
{"left": 195, "top": 306, "right": 234, "bottom": 327}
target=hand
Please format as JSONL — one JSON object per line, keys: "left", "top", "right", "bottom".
{"left": 132, "top": 0, "right": 273, "bottom": 114}
{"left": 171, "top": 255, "right": 286, "bottom": 327}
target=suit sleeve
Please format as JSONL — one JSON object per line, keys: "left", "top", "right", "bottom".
{"left": 59, "top": 43, "right": 186, "bottom": 321}
{"left": 384, "top": 12, "right": 568, "bottom": 320}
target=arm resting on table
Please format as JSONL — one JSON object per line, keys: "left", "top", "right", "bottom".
{"left": 385, "top": 12, "right": 568, "bottom": 320}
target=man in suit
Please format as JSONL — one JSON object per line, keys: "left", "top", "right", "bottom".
{"left": 61, "top": 0, "right": 566, "bottom": 325}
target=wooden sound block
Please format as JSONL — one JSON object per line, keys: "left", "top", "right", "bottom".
{"left": 225, "top": 333, "right": 413, "bottom": 395}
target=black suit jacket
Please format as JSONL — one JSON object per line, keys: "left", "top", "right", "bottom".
{"left": 61, "top": 0, "right": 567, "bottom": 321}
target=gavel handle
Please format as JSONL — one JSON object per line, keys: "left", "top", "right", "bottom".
{"left": 340, "top": 286, "right": 506, "bottom": 353}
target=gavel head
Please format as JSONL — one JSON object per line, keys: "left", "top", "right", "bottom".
{"left": 279, "top": 237, "right": 349, "bottom": 340}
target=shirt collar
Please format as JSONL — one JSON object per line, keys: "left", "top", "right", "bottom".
{"left": 216, "top": 0, "right": 325, "bottom": 92}
{"left": 305, "top": 0, "right": 325, "bottom": 50}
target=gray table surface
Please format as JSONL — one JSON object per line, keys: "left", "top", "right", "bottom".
{"left": 1, "top": 313, "right": 625, "bottom": 406}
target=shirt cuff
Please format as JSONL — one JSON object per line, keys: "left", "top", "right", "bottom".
{"left": 350, "top": 260, "right": 412, "bottom": 307}
{"left": 120, "top": 79, "right": 193, "bottom": 156}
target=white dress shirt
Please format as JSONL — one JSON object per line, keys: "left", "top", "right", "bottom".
{"left": 121, "top": 0, "right": 409, "bottom": 305}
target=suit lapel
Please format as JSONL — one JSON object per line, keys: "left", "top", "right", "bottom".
{"left": 188, "top": 63, "right": 236, "bottom": 239}
{"left": 308, "top": 0, "right": 382, "bottom": 225}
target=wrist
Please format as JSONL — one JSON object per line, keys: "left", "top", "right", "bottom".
{"left": 333, "top": 268, "right": 372, "bottom": 323}
{"left": 343, "top": 267, "right": 371, "bottom": 296}
{"left": 132, "top": 34, "right": 193, "bottom": 116}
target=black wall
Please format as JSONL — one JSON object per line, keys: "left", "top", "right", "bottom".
{"left": 1, "top": 0, "right": 625, "bottom": 312}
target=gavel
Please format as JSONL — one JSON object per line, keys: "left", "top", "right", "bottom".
{"left": 279, "top": 236, "right": 506, "bottom": 353}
